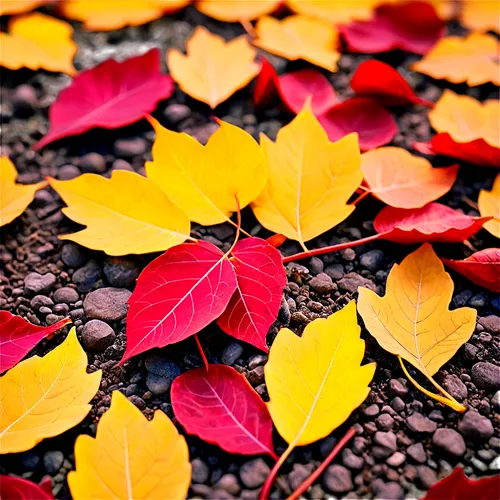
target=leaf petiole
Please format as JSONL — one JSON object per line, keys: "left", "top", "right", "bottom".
{"left": 194, "top": 335, "right": 209, "bottom": 371}
{"left": 259, "top": 442, "right": 295, "bottom": 500}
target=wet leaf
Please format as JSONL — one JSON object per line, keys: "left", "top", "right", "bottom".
{"left": 196, "top": 0, "right": 281, "bottom": 22}
{"left": 478, "top": 174, "right": 500, "bottom": 238}
{"left": 0, "top": 476, "right": 54, "bottom": 500}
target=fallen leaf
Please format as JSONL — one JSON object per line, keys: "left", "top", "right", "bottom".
{"left": 34, "top": 49, "right": 173, "bottom": 150}
{"left": 0, "top": 311, "right": 71, "bottom": 373}
{"left": 0, "top": 476, "right": 54, "bottom": 500}
{"left": 361, "top": 147, "right": 458, "bottom": 208}
{"left": 172, "top": 364, "right": 277, "bottom": 457}
{"left": 460, "top": 0, "right": 500, "bottom": 33}
{"left": 196, "top": 0, "right": 281, "bottom": 22}
{"left": 217, "top": 238, "right": 286, "bottom": 352}
{"left": 411, "top": 33, "right": 500, "bottom": 87}
{"left": 266, "top": 301, "right": 375, "bottom": 445}
{"left": 1, "top": 157, "right": 47, "bottom": 227}
{"left": 123, "top": 241, "right": 237, "bottom": 362}
{"left": 251, "top": 104, "right": 362, "bottom": 249}
{"left": 146, "top": 116, "right": 266, "bottom": 226}
{"left": 478, "top": 175, "right": 500, "bottom": 238}
{"left": 253, "top": 15, "right": 340, "bottom": 71}
{"left": 0, "top": 0, "right": 53, "bottom": 15}
{"left": 0, "top": 328, "right": 101, "bottom": 454}
{"left": 48, "top": 171, "right": 191, "bottom": 256}
{"left": 339, "top": 1, "right": 445, "bottom": 55}
{"left": 253, "top": 56, "right": 281, "bottom": 109}
{"left": 0, "top": 13, "right": 77, "bottom": 75}
{"left": 167, "top": 27, "right": 259, "bottom": 108}
{"left": 442, "top": 249, "right": 500, "bottom": 293}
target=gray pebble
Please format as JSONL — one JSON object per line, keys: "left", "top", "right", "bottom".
{"left": 103, "top": 257, "right": 140, "bottom": 288}
{"left": 78, "top": 152, "right": 106, "bottom": 174}
{"left": 407, "top": 412, "right": 437, "bottom": 433}
{"left": 53, "top": 287, "right": 79, "bottom": 304}
{"left": 309, "top": 273, "right": 335, "bottom": 294}
{"left": 324, "top": 465, "right": 353, "bottom": 493}
{"left": 43, "top": 451, "right": 64, "bottom": 473}
{"left": 458, "top": 410, "right": 494, "bottom": 441}
{"left": 72, "top": 259, "right": 102, "bottom": 292}
{"left": 83, "top": 287, "right": 131, "bottom": 321}
{"left": 81, "top": 320, "right": 116, "bottom": 352}
{"left": 61, "top": 243, "right": 88, "bottom": 268}
{"left": 24, "top": 272, "right": 56, "bottom": 296}
{"left": 472, "top": 362, "right": 500, "bottom": 392}
{"left": 239, "top": 458, "right": 270, "bottom": 488}
{"left": 360, "top": 249, "right": 385, "bottom": 272}
{"left": 432, "top": 428, "right": 466, "bottom": 458}
{"left": 31, "top": 295, "right": 54, "bottom": 311}
{"left": 221, "top": 341, "right": 244, "bottom": 366}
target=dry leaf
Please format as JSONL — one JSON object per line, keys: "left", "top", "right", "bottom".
{"left": 196, "top": 0, "right": 280, "bottom": 22}
{"left": 0, "top": 328, "right": 101, "bottom": 454}
{"left": 251, "top": 104, "right": 362, "bottom": 250}
{"left": 0, "top": 0, "right": 53, "bottom": 15}
{"left": 48, "top": 171, "right": 191, "bottom": 256}
{"left": 167, "top": 27, "right": 259, "bottom": 108}
{"left": 69, "top": 391, "right": 190, "bottom": 500}
{"left": 460, "top": 0, "right": 500, "bottom": 33}
{"left": 253, "top": 15, "right": 340, "bottom": 72}
{"left": 478, "top": 174, "right": 500, "bottom": 238}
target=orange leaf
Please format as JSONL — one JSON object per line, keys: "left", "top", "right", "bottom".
{"left": 167, "top": 27, "right": 259, "bottom": 108}
{"left": 196, "top": 0, "right": 281, "bottom": 22}
{"left": 0, "top": 0, "right": 53, "bottom": 15}
{"left": 460, "top": 0, "right": 499, "bottom": 33}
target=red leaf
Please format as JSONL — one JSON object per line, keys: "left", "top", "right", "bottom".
{"left": 0, "top": 475, "right": 54, "bottom": 500}
{"left": 339, "top": 1, "right": 445, "bottom": 55}
{"left": 423, "top": 467, "right": 500, "bottom": 500}
{"left": 374, "top": 203, "right": 490, "bottom": 244}
{"left": 266, "top": 233, "right": 287, "bottom": 248}
{"left": 34, "top": 49, "right": 174, "bottom": 149}
{"left": 171, "top": 364, "right": 276, "bottom": 458}
{"left": 318, "top": 97, "right": 398, "bottom": 151}
{"left": 122, "top": 241, "right": 237, "bottom": 363}
{"left": 442, "top": 249, "right": 500, "bottom": 293}
{"left": 253, "top": 56, "right": 280, "bottom": 109}
{"left": 217, "top": 237, "right": 286, "bottom": 352}
{"left": 350, "top": 60, "right": 433, "bottom": 108}
{"left": 0, "top": 311, "right": 71, "bottom": 373}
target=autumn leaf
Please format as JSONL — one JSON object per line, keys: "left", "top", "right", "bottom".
{"left": 172, "top": 364, "right": 277, "bottom": 458}
{"left": 358, "top": 243, "right": 476, "bottom": 412}
{"left": 253, "top": 15, "right": 340, "bottom": 72}
{"left": 146, "top": 116, "right": 266, "bottom": 226}
{"left": 0, "top": 476, "right": 54, "bottom": 500}
{"left": 478, "top": 174, "right": 500, "bottom": 238}
{"left": 0, "top": 0, "right": 53, "bottom": 15}
{"left": 361, "top": 147, "right": 458, "bottom": 208}
{"left": 196, "top": 0, "right": 281, "bottom": 22}
{"left": 68, "top": 390, "right": 190, "bottom": 500}
{"left": 167, "top": 27, "right": 259, "bottom": 108}
{"left": 34, "top": 49, "right": 173, "bottom": 149}
{"left": 48, "top": 171, "right": 191, "bottom": 256}
{"left": 251, "top": 104, "right": 362, "bottom": 250}
{"left": 460, "top": 0, "right": 500, "bottom": 33}
{"left": 1, "top": 157, "right": 47, "bottom": 227}
{"left": 0, "top": 328, "right": 101, "bottom": 454}
{"left": 411, "top": 33, "right": 500, "bottom": 87}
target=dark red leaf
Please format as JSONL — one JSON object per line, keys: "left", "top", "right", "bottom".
{"left": 122, "top": 241, "right": 237, "bottom": 363}
{"left": 253, "top": 56, "right": 280, "bottom": 109}
{"left": 0, "top": 475, "right": 54, "bottom": 500}
{"left": 339, "top": 1, "right": 445, "bottom": 55}
{"left": 171, "top": 364, "right": 276, "bottom": 458}
{"left": 217, "top": 237, "right": 286, "bottom": 352}
{"left": 34, "top": 49, "right": 174, "bottom": 149}
{"left": 0, "top": 311, "right": 71, "bottom": 373}
{"left": 442, "top": 249, "right": 500, "bottom": 293}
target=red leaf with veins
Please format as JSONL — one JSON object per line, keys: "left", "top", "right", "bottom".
{"left": 442, "top": 249, "right": 500, "bottom": 293}
{"left": 253, "top": 56, "right": 280, "bottom": 109}
{"left": 0, "top": 475, "right": 54, "bottom": 500}
{"left": 217, "top": 237, "right": 286, "bottom": 352}
{"left": 34, "top": 49, "right": 174, "bottom": 149}
{"left": 171, "top": 364, "right": 276, "bottom": 458}
{"left": 0, "top": 311, "right": 71, "bottom": 373}
{"left": 122, "top": 241, "right": 237, "bottom": 363}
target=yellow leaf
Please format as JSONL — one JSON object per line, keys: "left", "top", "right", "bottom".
{"left": 265, "top": 301, "right": 375, "bottom": 446}
{"left": 48, "top": 171, "right": 191, "bottom": 256}
{"left": 68, "top": 391, "right": 191, "bottom": 500}
{"left": 478, "top": 174, "right": 500, "bottom": 238}
{"left": 357, "top": 244, "right": 476, "bottom": 411}
{"left": 0, "top": 328, "right": 101, "bottom": 454}
{"left": 251, "top": 104, "right": 362, "bottom": 250}
{"left": 253, "top": 15, "right": 340, "bottom": 71}
{"left": 146, "top": 116, "right": 266, "bottom": 226}
{"left": 0, "top": 156, "right": 47, "bottom": 227}
{"left": 460, "top": 0, "right": 499, "bottom": 33}
{"left": 0, "top": 13, "right": 77, "bottom": 75}
{"left": 286, "top": 0, "right": 385, "bottom": 23}
{"left": 196, "top": 0, "right": 280, "bottom": 22}
{"left": 411, "top": 33, "right": 500, "bottom": 87}
{"left": 0, "top": 0, "right": 53, "bottom": 15}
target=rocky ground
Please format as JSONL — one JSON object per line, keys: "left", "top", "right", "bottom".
{"left": 1, "top": 7, "right": 499, "bottom": 500}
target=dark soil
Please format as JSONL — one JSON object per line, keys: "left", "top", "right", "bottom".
{"left": 1, "top": 6, "right": 499, "bottom": 500}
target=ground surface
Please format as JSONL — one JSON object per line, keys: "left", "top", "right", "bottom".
{"left": 0, "top": 6, "right": 499, "bottom": 500}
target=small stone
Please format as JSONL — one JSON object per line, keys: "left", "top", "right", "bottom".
{"left": 371, "top": 479, "right": 404, "bottom": 500}
{"left": 53, "top": 303, "right": 69, "bottom": 315}
{"left": 39, "top": 306, "right": 52, "bottom": 315}
{"left": 114, "top": 137, "right": 147, "bottom": 157}
{"left": 391, "top": 397, "right": 405, "bottom": 412}
{"left": 442, "top": 374, "right": 468, "bottom": 401}
{"left": 216, "top": 474, "right": 241, "bottom": 495}
{"left": 288, "top": 463, "right": 314, "bottom": 491}
{"left": 221, "top": 341, "right": 244, "bottom": 365}
{"left": 61, "top": 242, "right": 88, "bottom": 268}
{"left": 277, "top": 296, "right": 291, "bottom": 326}
{"left": 472, "top": 362, "right": 500, "bottom": 391}
{"left": 31, "top": 295, "right": 54, "bottom": 311}
{"left": 453, "top": 290, "right": 473, "bottom": 308}
{"left": 12, "top": 84, "right": 38, "bottom": 111}
{"left": 58, "top": 165, "right": 80, "bottom": 180}
{"left": 21, "top": 451, "right": 40, "bottom": 470}
{"left": 389, "top": 379, "right": 408, "bottom": 398}
{"left": 24, "top": 272, "right": 56, "bottom": 296}
{"left": 165, "top": 103, "right": 191, "bottom": 123}
{"left": 112, "top": 159, "right": 134, "bottom": 171}
{"left": 471, "top": 458, "right": 488, "bottom": 472}
{"left": 239, "top": 458, "right": 270, "bottom": 488}
{"left": 477, "top": 449, "right": 495, "bottom": 463}
{"left": 47, "top": 314, "right": 65, "bottom": 325}
{"left": 79, "top": 152, "right": 106, "bottom": 173}
{"left": 479, "top": 315, "right": 500, "bottom": 334}
{"left": 374, "top": 431, "right": 397, "bottom": 452}
{"left": 458, "top": 410, "right": 494, "bottom": 441}
{"left": 308, "top": 257, "right": 324, "bottom": 274}
{"left": 191, "top": 458, "right": 210, "bottom": 483}
{"left": 247, "top": 366, "right": 264, "bottom": 386}
{"left": 432, "top": 428, "right": 466, "bottom": 458}
{"left": 325, "top": 264, "right": 344, "bottom": 280}
{"left": 324, "top": 465, "right": 353, "bottom": 494}
{"left": 190, "top": 123, "right": 218, "bottom": 144}
{"left": 145, "top": 354, "right": 181, "bottom": 395}
{"left": 342, "top": 448, "right": 364, "bottom": 469}
{"left": 83, "top": 287, "right": 131, "bottom": 321}
{"left": 387, "top": 452, "right": 406, "bottom": 467}
{"left": 43, "top": 451, "right": 64, "bottom": 473}
{"left": 53, "top": 287, "right": 79, "bottom": 304}
{"left": 363, "top": 404, "right": 380, "bottom": 417}
{"left": 103, "top": 257, "right": 140, "bottom": 288}
{"left": 360, "top": 250, "right": 385, "bottom": 272}
{"left": 491, "top": 391, "right": 500, "bottom": 412}
{"left": 407, "top": 443, "right": 426, "bottom": 463}
{"left": 376, "top": 413, "right": 395, "bottom": 431}
{"left": 338, "top": 273, "right": 376, "bottom": 294}
{"left": 72, "top": 259, "right": 102, "bottom": 292}
{"left": 429, "top": 410, "right": 444, "bottom": 423}
{"left": 470, "top": 293, "right": 487, "bottom": 308}
{"left": 247, "top": 354, "right": 267, "bottom": 370}
{"left": 309, "top": 273, "right": 334, "bottom": 294}
{"left": 81, "top": 320, "right": 116, "bottom": 352}
{"left": 407, "top": 412, "right": 437, "bottom": 433}
{"left": 416, "top": 466, "right": 438, "bottom": 489}
{"left": 489, "top": 457, "right": 500, "bottom": 471}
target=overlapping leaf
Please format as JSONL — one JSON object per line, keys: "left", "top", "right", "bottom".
{"left": 459, "top": 0, "right": 500, "bottom": 33}
{"left": 196, "top": 0, "right": 281, "bottom": 22}
{"left": 0, "top": 0, "right": 53, "bottom": 15}
{"left": 0, "top": 476, "right": 54, "bottom": 500}
{"left": 478, "top": 174, "right": 500, "bottom": 238}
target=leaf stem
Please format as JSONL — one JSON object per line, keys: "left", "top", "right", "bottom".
{"left": 352, "top": 190, "right": 371, "bottom": 205}
{"left": 227, "top": 195, "right": 242, "bottom": 256}
{"left": 194, "top": 335, "right": 209, "bottom": 371}
{"left": 259, "top": 443, "right": 295, "bottom": 500}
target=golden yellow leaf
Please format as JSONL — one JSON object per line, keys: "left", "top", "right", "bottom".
{"left": 68, "top": 391, "right": 191, "bottom": 500}
{"left": 167, "top": 27, "right": 259, "bottom": 108}
{"left": 196, "top": 0, "right": 280, "bottom": 22}
{"left": 357, "top": 243, "right": 476, "bottom": 411}
{"left": 411, "top": 33, "right": 500, "bottom": 87}
{"left": 0, "top": 13, "right": 77, "bottom": 75}
{"left": 146, "top": 116, "right": 266, "bottom": 226}
{"left": 460, "top": 0, "right": 499, "bottom": 33}
{"left": 0, "top": 0, "right": 53, "bottom": 15}
{"left": 478, "top": 174, "right": 500, "bottom": 238}
{"left": 0, "top": 156, "right": 47, "bottom": 227}
{"left": 0, "top": 328, "right": 101, "bottom": 454}
{"left": 253, "top": 15, "right": 340, "bottom": 71}
{"left": 48, "top": 171, "right": 191, "bottom": 256}
{"left": 251, "top": 104, "right": 362, "bottom": 250}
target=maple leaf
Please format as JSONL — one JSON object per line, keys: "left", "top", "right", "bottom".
{"left": 172, "top": 364, "right": 277, "bottom": 457}
{"left": 167, "top": 27, "right": 259, "bottom": 108}
{"left": 34, "top": 49, "right": 173, "bottom": 150}
{"left": 0, "top": 13, "right": 77, "bottom": 76}
{"left": 0, "top": 476, "right": 54, "bottom": 500}
{"left": 0, "top": 0, "right": 53, "bottom": 15}
{"left": 478, "top": 174, "right": 500, "bottom": 238}
{"left": 251, "top": 104, "right": 362, "bottom": 250}
{"left": 460, "top": 0, "right": 500, "bottom": 34}
{"left": 361, "top": 147, "right": 458, "bottom": 208}
{"left": 1, "top": 157, "right": 47, "bottom": 227}
{"left": 0, "top": 328, "right": 101, "bottom": 454}
{"left": 48, "top": 171, "right": 191, "bottom": 256}
{"left": 358, "top": 243, "right": 476, "bottom": 412}
{"left": 253, "top": 15, "right": 340, "bottom": 71}
{"left": 196, "top": 0, "right": 281, "bottom": 22}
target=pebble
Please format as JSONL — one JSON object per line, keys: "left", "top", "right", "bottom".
{"left": 53, "top": 303, "right": 69, "bottom": 315}
{"left": 470, "top": 293, "right": 487, "bottom": 308}
{"left": 191, "top": 458, "right": 210, "bottom": 483}
{"left": 43, "top": 451, "right": 64, "bottom": 473}
{"left": 114, "top": 137, "right": 147, "bottom": 157}
{"left": 376, "top": 413, "right": 395, "bottom": 431}
{"left": 491, "top": 390, "right": 500, "bottom": 412}
{"left": 239, "top": 458, "right": 270, "bottom": 488}
{"left": 374, "top": 431, "right": 397, "bottom": 452}
{"left": 371, "top": 479, "right": 404, "bottom": 500}
{"left": 389, "top": 379, "right": 408, "bottom": 398}
{"left": 360, "top": 249, "right": 385, "bottom": 272}
{"left": 416, "top": 465, "right": 438, "bottom": 489}
{"left": 247, "top": 366, "right": 264, "bottom": 386}
{"left": 83, "top": 287, "right": 131, "bottom": 321}
{"left": 471, "top": 458, "right": 488, "bottom": 472}
{"left": 342, "top": 448, "right": 364, "bottom": 469}
{"left": 221, "top": 341, "right": 243, "bottom": 366}
{"left": 478, "top": 315, "right": 500, "bottom": 334}
{"left": 288, "top": 463, "right": 314, "bottom": 491}
{"left": 324, "top": 465, "right": 353, "bottom": 493}
{"left": 325, "top": 264, "right": 344, "bottom": 280}
{"left": 81, "top": 320, "right": 116, "bottom": 352}
{"left": 458, "top": 410, "right": 494, "bottom": 441}
{"left": 61, "top": 243, "right": 88, "bottom": 268}
{"left": 21, "top": 451, "right": 40, "bottom": 470}
{"left": 489, "top": 457, "right": 500, "bottom": 471}
{"left": 453, "top": 290, "right": 473, "bottom": 308}
{"left": 443, "top": 374, "right": 468, "bottom": 401}
{"left": 165, "top": 103, "right": 191, "bottom": 123}
{"left": 216, "top": 474, "right": 241, "bottom": 496}
{"left": 471, "top": 362, "right": 500, "bottom": 391}
{"left": 277, "top": 296, "right": 291, "bottom": 326}
{"left": 31, "top": 295, "right": 54, "bottom": 311}
{"left": 58, "top": 165, "right": 80, "bottom": 180}
{"left": 72, "top": 259, "right": 102, "bottom": 292}
{"left": 338, "top": 272, "right": 376, "bottom": 294}
{"left": 387, "top": 452, "right": 406, "bottom": 467}
{"left": 103, "top": 257, "right": 140, "bottom": 288}
{"left": 432, "top": 428, "right": 466, "bottom": 458}
{"left": 78, "top": 152, "right": 106, "bottom": 174}
{"left": 407, "top": 443, "right": 426, "bottom": 463}
{"left": 24, "top": 272, "right": 56, "bottom": 296}
{"left": 391, "top": 397, "right": 405, "bottom": 412}
{"left": 47, "top": 314, "right": 65, "bottom": 325}
{"left": 53, "top": 287, "right": 79, "bottom": 304}
{"left": 309, "top": 273, "right": 335, "bottom": 294}
{"left": 145, "top": 354, "right": 181, "bottom": 395}
{"left": 363, "top": 404, "right": 380, "bottom": 417}
{"left": 407, "top": 412, "right": 437, "bottom": 433}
